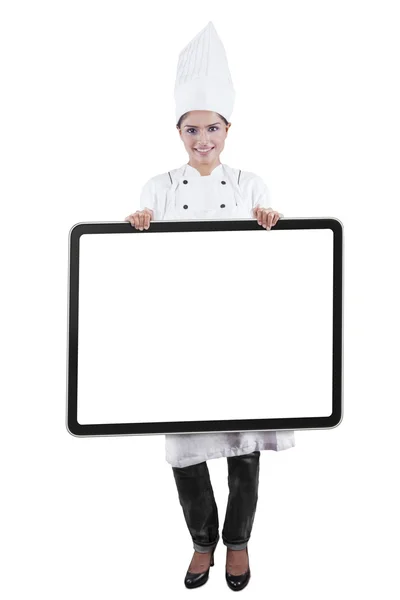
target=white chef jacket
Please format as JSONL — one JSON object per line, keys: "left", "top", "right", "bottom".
{"left": 139, "top": 162, "right": 295, "bottom": 468}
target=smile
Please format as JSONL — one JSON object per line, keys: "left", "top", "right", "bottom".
{"left": 195, "top": 147, "right": 214, "bottom": 154}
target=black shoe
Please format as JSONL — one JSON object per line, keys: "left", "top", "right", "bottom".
{"left": 184, "top": 546, "right": 216, "bottom": 589}
{"left": 225, "top": 546, "right": 251, "bottom": 592}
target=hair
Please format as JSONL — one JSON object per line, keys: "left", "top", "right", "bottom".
{"left": 176, "top": 112, "right": 229, "bottom": 129}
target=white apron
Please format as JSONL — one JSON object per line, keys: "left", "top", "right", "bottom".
{"left": 139, "top": 162, "right": 295, "bottom": 467}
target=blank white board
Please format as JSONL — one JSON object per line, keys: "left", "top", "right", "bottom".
{"left": 66, "top": 218, "right": 342, "bottom": 436}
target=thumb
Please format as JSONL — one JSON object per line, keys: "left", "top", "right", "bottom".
{"left": 144, "top": 207, "right": 154, "bottom": 219}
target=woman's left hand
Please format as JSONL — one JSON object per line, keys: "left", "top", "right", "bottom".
{"left": 252, "top": 206, "right": 282, "bottom": 230}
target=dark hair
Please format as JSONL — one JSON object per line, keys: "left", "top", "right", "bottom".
{"left": 176, "top": 111, "right": 229, "bottom": 129}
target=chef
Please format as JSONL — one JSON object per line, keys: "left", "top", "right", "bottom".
{"left": 125, "top": 21, "right": 295, "bottom": 592}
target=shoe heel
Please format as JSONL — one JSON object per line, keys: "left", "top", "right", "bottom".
{"left": 210, "top": 546, "right": 215, "bottom": 567}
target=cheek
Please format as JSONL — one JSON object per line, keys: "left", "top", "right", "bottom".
{"left": 214, "top": 134, "right": 226, "bottom": 146}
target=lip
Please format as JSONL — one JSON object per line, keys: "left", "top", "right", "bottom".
{"left": 194, "top": 147, "right": 214, "bottom": 154}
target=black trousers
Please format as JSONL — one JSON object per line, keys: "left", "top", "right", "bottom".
{"left": 172, "top": 451, "right": 260, "bottom": 552}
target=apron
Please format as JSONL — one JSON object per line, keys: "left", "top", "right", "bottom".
{"left": 160, "top": 162, "right": 295, "bottom": 467}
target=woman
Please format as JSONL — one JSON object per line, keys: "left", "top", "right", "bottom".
{"left": 125, "top": 23, "right": 295, "bottom": 592}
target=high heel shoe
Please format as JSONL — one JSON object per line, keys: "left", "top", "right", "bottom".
{"left": 225, "top": 546, "right": 251, "bottom": 592}
{"left": 184, "top": 546, "right": 216, "bottom": 589}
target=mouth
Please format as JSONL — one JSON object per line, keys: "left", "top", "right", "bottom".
{"left": 194, "top": 147, "right": 214, "bottom": 155}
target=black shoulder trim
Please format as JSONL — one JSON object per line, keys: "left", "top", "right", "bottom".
{"left": 238, "top": 170, "right": 241, "bottom": 185}
{"left": 168, "top": 172, "right": 173, "bottom": 185}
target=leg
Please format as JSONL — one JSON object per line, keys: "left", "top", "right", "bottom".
{"left": 222, "top": 450, "right": 260, "bottom": 550}
{"left": 172, "top": 461, "right": 219, "bottom": 553}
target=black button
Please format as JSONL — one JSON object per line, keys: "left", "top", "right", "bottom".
{"left": 183, "top": 205, "right": 188, "bottom": 209}
{"left": 183, "top": 180, "right": 188, "bottom": 184}
{"left": 220, "top": 204, "right": 226, "bottom": 208}
{"left": 221, "top": 180, "right": 226, "bottom": 185}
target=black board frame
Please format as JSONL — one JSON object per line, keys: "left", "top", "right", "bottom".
{"left": 66, "top": 218, "right": 343, "bottom": 437}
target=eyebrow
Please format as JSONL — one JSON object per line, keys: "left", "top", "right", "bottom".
{"left": 183, "top": 122, "right": 221, "bottom": 128}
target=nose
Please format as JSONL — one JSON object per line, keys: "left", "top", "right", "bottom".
{"left": 199, "top": 128, "right": 210, "bottom": 143}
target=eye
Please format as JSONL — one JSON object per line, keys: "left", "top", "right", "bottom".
{"left": 186, "top": 126, "right": 219, "bottom": 134}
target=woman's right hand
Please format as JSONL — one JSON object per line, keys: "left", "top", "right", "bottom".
{"left": 124, "top": 208, "right": 154, "bottom": 230}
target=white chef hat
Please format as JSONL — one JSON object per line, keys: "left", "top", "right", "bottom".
{"left": 174, "top": 21, "right": 236, "bottom": 125}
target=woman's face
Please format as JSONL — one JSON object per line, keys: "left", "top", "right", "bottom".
{"left": 177, "top": 111, "right": 230, "bottom": 165}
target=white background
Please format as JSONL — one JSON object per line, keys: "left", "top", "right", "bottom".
{"left": 1, "top": 1, "right": 399, "bottom": 598}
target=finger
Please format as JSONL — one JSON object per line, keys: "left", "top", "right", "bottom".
{"left": 271, "top": 213, "right": 279, "bottom": 227}
{"left": 145, "top": 213, "right": 151, "bottom": 229}
{"left": 267, "top": 212, "right": 274, "bottom": 229}
{"left": 142, "top": 208, "right": 154, "bottom": 222}
{"left": 142, "top": 211, "right": 148, "bottom": 229}
{"left": 253, "top": 205, "right": 262, "bottom": 222}
{"left": 256, "top": 208, "right": 266, "bottom": 227}
{"left": 145, "top": 209, "right": 154, "bottom": 225}
{"left": 139, "top": 212, "right": 145, "bottom": 230}
{"left": 133, "top": 214, "right": 140, "bottom": 229}
{"left": 262, "top": 209, "right": 269, "bottom": 228}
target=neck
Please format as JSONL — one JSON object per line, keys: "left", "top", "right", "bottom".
{"left": 188, "top": 158, "right": 221, "bottom": 176}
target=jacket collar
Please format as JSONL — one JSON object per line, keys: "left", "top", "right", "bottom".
{"left": 182, "top": 163, "right": 224, "bottom": 179}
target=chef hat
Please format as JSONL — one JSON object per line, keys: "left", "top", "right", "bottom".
{"left": 174, "top": 21, "right": 235, "bottom": 125}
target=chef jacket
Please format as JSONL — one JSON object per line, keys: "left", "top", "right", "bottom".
{"left": 139, "top": 162, "right": 295, "bottom": 467}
